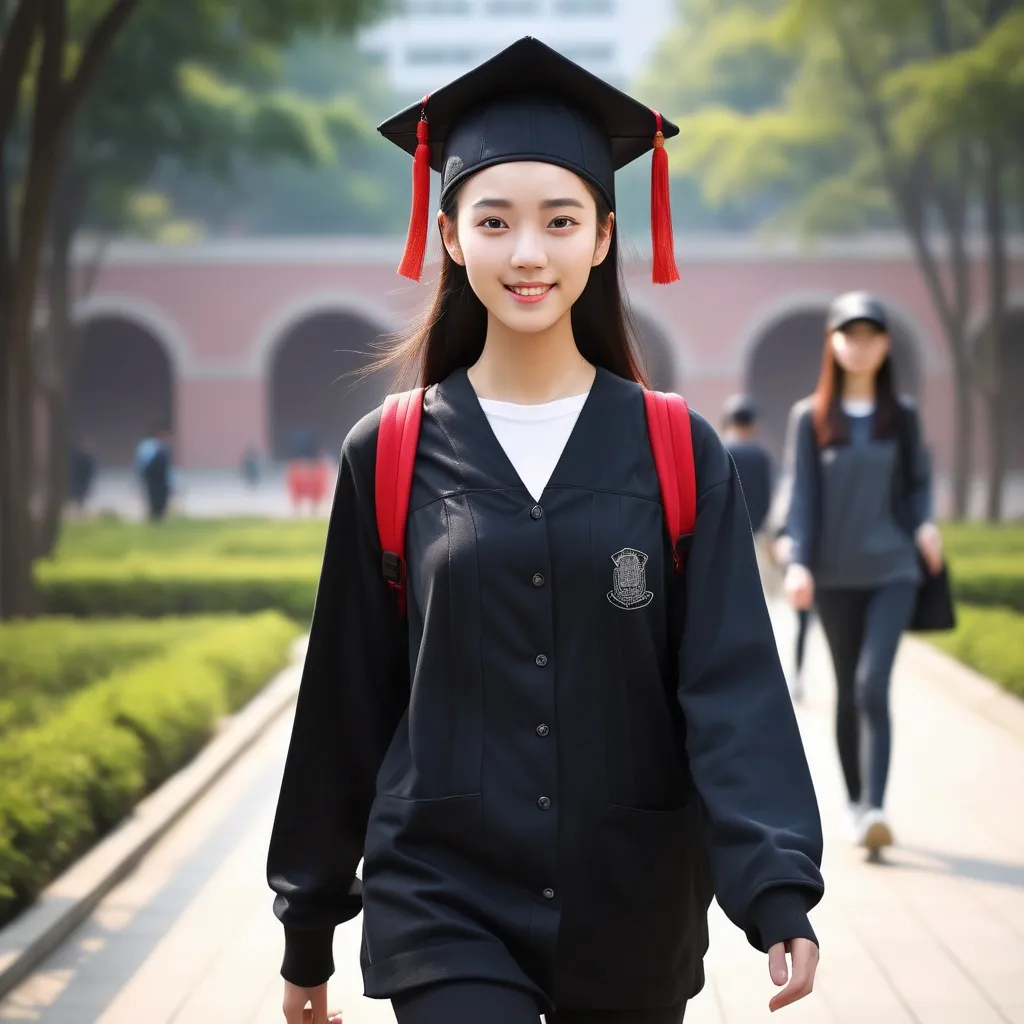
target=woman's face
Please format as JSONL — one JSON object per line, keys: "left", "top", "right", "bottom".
{"left": 830, "top": 319, "right": 890, "bottom": 377}
{"left": 440, "top": 161, "right": 614, "bottom": 336}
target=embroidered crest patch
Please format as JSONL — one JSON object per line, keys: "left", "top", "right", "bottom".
{"left": 607, "top": 548, "right": 654, "bottom": 610}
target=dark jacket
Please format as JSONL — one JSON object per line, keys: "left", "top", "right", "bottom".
{"left": 784, "top": 397, "right": 932, "bottom": 580}
{"left": 267, "top": 368, "right": 824, "bottom": 1012}
{"left": 725, "top": 439, "right": 773, "bottom": 533}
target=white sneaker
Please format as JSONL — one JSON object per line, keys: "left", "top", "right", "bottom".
{"left": 857, "top": 808, "right": 894, "bottom": 851}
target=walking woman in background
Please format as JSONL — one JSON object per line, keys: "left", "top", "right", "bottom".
{"left": 783, "top": 292, "right": 943, "bottom": 852}
{"left": 268, "top": 38, "right": 823, "bottom": 1024}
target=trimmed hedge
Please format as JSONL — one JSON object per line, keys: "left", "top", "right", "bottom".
{"left": 930, "top": 603, "right": 1024, "bottom": 699}
{"left": 0, "top": 617, "right": 224, "bottom": 736}
{"left": 950, "top": 557, "right": 1024, "bottom": 613}
{"left": 36, "top": 558, "right": 321, "bottom": 620}
{"left": 0, "top": 611, "right": 299, "bottom": 926}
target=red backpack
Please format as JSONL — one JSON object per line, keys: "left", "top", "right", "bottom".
{"left": 375, "top": 388, "right": 696, "bottom": 615}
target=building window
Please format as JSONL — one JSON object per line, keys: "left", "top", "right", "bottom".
{"left": 486, "top": 0, "right": 541, "bottom": 13}
{"left": 402, "top": 0, "right": 473, "bottom": 15}
{"left": 553, "top": 0, "right": 615, "bottom": 14}
{"left": 561, "top": 43, "right": 615, "bottom": 64}
{"left": 406, "top": 45, "right": 481, "bottom": 66}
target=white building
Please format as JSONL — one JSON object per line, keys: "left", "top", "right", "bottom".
{"left": 359, "top": 0, "right": 675, "bottom": 97}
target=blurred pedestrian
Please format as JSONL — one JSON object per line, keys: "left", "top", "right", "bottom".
{"left": 782, "top": 292, "right": 943, "bottom": 853}
{"left": 268, "top": 39, "right": 822, "bottom": 1024}
{"left": 241, "top": 446, "right": 262, "bottom": 488}
{"left": 721, "top": 394, "right": 773, "bottom": 536}
{"left": 286, "top": 428, "right": 327, "bottom": 515}
{"left": 68, "top": 437, "right": 98, "bottom": 515}
{"left": 137, "top": 424, "right": 174, "bottom": 521}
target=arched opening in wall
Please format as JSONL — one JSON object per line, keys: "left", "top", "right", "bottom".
{"left": 745, "top": 308, "right": 922, "bottom": 464}
{"left": 71, "top": 317, "right": 174, "bottom": 467}
{"left": 269, "top": 311, "right": 389, "bottom": 460}
{"left": 632, "top": 312, "right": 679, "bottom": 392}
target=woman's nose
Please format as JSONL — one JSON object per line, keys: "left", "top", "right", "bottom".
{"left": 511, "top": 227, "right": 547, "bottom": 269}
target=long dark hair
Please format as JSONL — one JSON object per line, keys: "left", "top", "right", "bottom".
{"left": 811, "top": 324, "right": 901, "bottom": 448}
{"left": 375, "top": 182, "right": 651, "bottom": 389}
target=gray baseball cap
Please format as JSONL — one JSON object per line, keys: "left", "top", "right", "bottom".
{"left": 827, "top": 291, "right": 888, "bottom": 332}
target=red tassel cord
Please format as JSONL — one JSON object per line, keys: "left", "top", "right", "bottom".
{"left": 650, "top": 111, "right": 680, "bottom": 285}
{"left": 397, "top": 98, "right": 431, "bottom": 281}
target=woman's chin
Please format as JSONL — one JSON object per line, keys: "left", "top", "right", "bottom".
{"left": 488, "top": 307, "right": 566, "bottom": 335}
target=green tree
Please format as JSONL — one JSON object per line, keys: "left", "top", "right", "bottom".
{"left": 0, "top": 0, "right": 388, "bottom": 620}
{"left": 648, "top": 0, "right": 1024, "bottom": 519}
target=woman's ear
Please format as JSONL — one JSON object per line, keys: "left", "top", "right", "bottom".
{"left": 438, "top": 211, "right": 465, "bottom": 266}
{"left": 592, "top": 211, "right": 615, "bottom": 267}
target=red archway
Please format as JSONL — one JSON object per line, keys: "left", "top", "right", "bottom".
{"left": 71, "top": 317, "right": 174, "bottom": 467}
{"left": 269, "top": 311, "right": 389, "bottom": 460}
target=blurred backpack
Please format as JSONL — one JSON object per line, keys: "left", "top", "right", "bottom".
{"left": 374, "top": 387, "right": 697, "bottom": 616}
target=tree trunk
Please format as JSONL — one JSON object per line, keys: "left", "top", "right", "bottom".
{"left": 981, "top": 141, "right": 1007, "bottom": 522}
{"left": 34, "top": 161, "right": 81, "bottom": 558}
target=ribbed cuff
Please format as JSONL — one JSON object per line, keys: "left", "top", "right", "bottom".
{"left": 746, "top": 886, "right": 819, "bottom": 952}
{"left": 281, "top": 926, "right": 336, "bottom": 988}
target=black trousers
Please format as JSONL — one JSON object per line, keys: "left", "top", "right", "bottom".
{"left": 392, "top": 981, "right": 687, "bottom": 1024}
{"left": 814, "top": 580, "right": 916, "bottom": 809}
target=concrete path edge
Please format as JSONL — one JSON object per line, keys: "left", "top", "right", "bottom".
{"left": 0, "top": 635, "right": 308, "bottom": 999}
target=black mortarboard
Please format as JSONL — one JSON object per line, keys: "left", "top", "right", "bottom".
{"left": 377, "top": 37, "right": 681, "bottom": 285}
{"left": 827, "top": 291, "right": 889, "bottom": 332}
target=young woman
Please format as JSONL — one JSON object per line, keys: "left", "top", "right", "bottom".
{"left": 783, "top": 292, "right": 943, "bottom": 851}
{"left": 268, "top": 38, "right": 824, "bottom": 1024}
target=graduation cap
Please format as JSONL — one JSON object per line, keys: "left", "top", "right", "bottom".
{"left": 377, "top": 37, "right": 681, "bottom": 285}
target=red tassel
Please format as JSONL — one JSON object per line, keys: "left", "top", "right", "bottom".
{"left": 398, "top": 98, "right": 431, "bottom": 281}
{"left": 650, "top": 111, "right": 680, "bottom": 285}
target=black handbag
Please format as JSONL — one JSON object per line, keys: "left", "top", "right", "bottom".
{"left": 909, "top": 556, "right": 957, "bottom": 633}
{"left": 897, "top": 410, "right": 956, "bottom": 633}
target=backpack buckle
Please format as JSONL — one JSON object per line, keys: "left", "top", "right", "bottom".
{"left": 381, "top": 551, "right": 405, "bottom": 586}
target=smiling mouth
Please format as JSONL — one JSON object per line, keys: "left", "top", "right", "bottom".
{"left": 505, "top": 284, "right": 555, "bottom": 297}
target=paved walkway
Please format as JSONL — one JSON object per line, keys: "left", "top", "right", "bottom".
{"left": 2, "top": 604, "right": 1023, "bottom": 1023}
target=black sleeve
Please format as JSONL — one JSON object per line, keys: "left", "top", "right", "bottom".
{"left": 901, "top": 402, "right": 933, "bottom": 529}
{"left": 785, "top": 404, "right": 820, "bottom": 570}
{"left": 676, "top": 413, "right": 824, "bottom": 952}
{"left": 267, "top": 408, "right": 409, "bottom": 988}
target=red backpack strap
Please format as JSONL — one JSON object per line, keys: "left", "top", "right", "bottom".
{"left": 375, "top": 387, "right": 425, "bottom": 615}
{"left": 643, "top": 389, "right": 697, "bottom": 573}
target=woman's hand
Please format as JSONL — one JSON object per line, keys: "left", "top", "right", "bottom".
{"left": 784, "top": 563, "right": 815, "bottom": 611}
{"left": 772, "top": 535, "right": 794, "bottom": 567}
{"left": 282, "top": 981, "right": 342, "bottom": 1024}
{"left": 915, "top": 521, "right": 943, "bottom": 576}
{"left": 768, "top": 938, "right": 819, "bottom": 1012}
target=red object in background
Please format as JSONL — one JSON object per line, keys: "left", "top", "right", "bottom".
{"left": 287, "top": 459, "right": 327, "bottom": 506}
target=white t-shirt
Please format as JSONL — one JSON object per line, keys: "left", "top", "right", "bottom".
{"left": 478, "top": 392, "right": 589, "bottom": 501}
{"left": 841, "top": 398, "right": 875, "bottom": 417}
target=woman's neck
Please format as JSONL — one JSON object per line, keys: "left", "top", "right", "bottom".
{"left": 841, "top": 373, "right": 876, "bottom": 402}
{"left": 468, "top": 312, "right": 594, "bottom": 404}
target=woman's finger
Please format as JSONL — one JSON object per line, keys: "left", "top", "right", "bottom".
{"left": 767, "top": 942, "right": 789, "bottom": 986}
{"left": 769, "top": 939, "right": 818, "bottom": 1012}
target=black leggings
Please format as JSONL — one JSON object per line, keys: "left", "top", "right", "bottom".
{"left": 392, "top": 981, "right": 686, "bottom": 1024}
{"left": 794, "top": 609, "right": 811, "bottom": 672}
{"left": 814, "top": 581, "right": 916, "bottom": 809}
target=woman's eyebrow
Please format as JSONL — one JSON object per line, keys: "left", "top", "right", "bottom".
{"left": 470, "top": 197, "right": 586, "bottom": 210}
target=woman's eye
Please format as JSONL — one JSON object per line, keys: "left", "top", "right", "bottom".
{"left": 480, "top": 218, "right": 506, "bottom": 230}
{"left": 550, "top": 217, "right": 577, "bottom": 229}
